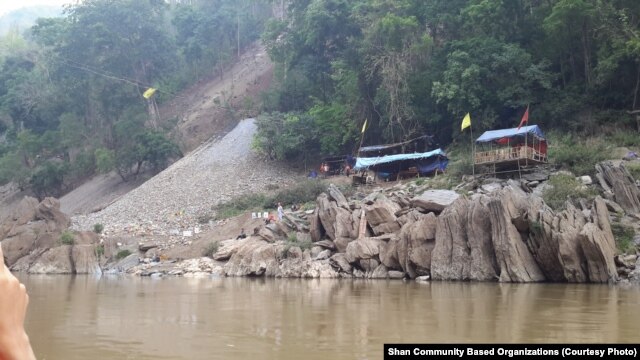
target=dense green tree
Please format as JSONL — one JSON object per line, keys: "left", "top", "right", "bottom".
{"left": 256, "top": 0, "right": 640, "bottom": 159}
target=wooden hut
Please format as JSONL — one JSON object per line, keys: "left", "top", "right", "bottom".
{"left": 474, "top": 125, "right": 547, "bottom": 175}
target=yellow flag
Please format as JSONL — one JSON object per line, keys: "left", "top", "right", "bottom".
{"left": 361, "top": 119, "right": 368, "bottom": 134}
{"left": 142, "top": 87, "right": 157, "bottom": 99}
{"left": 461, "top": 113, "right": 471, "bottom": 131}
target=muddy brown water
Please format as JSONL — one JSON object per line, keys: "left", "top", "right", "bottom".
{"left": 18, "top": 275, "right": 640, "bottom": 360}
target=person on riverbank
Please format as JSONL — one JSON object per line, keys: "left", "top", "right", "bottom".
{"left": 277, "top": 202, "right": 284, "bottom": 221}
{"left": 236, "top": 228, "right": 247, "bottom": 240}
{"left": 0, "top": 244, "right": 36, "bottom": 360}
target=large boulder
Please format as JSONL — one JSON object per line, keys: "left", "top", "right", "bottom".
{"left": 364, "top": 194, "right": 400, "bottom": 225}
{"left": 345, "top": 237, "right": 384, "bottom": 264}
{"left": 363, "top": 194, "right": 400, "bottom": 236}
{"left": 431, "top": 198, "right": 472, "bottom": 280}
{"left": 26, "top": 246, "right": 74, "bottom": 274}
{"left": 393, "top": 212, "right": 437, "bottom": 278}
{"left": 222, "top": 238, "right": 338, "bottom": 278}
{"left": 488, "top": 187, "right": 546, "bottom": 282}
{"left": 329, "top": 253, "right": 352, "bottom": 273}
{"left": 1, "top": 197, "right": 70, "bottom": 266}
{"left": 334, "top": 207, "right": 355, "bottom": 238}
{"left": 526, "top": 195, "right": 618, "bottom": 283}
{"left": 72, "top": 245, "right": 102, "bottom": 274}
{"left": 379, "top": 236, "right": 401, "bottom": 270}
{"left": 411, "top": 190, "right": 459, "bottom": 212}
{"left": 596, "top": 161, "right": 640, "bottom": 214}
{"left": 316, "top": 193, "right": 339, "bottom": 240}
{"left": 224, "top": 238, "right": 281, "bottom": 276}
{"left": 309, "top": 210, "right": 324, "bottom": 242}
{"left": 466, "top": 195, "right": 498, "bottom": 280}
{"left": 577, "top": 197, "right": 618, "bottom": 282}
{"left": 327, "top": 184, "right": 349, "bottom": 209}
{"left": 35, "top": 197, "right": 70, "bottom": 229}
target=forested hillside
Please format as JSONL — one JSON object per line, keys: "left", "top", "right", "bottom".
{"left": 254, "top": 0, "right": 640, "bottom": 163}
{"left": 2, "top": 0, "right": 639, "bottom": 200}
{"left": 0, "top": 0, "right": 273, "bottom": 199}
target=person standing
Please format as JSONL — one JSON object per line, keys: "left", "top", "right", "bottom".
{"left": 277, "top": 202, "right": 284, "bottom": 221}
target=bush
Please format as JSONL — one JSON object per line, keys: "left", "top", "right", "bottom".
{"left": 609, "top": 130, "right": 640, "bottom": 148}
{"left": 202, "top": 241, "right": 220, "bottom": 258}
{"left": 30, "top": 161, "right": 67, "bottom": 199}
{"left": 625, "top": 163, "right": 640, "bottom": 182}
{"left": 215, "top": 193, "right": 270, "bottom": 219}
{"left": 548, "top": 134, "right": 611, "bottom": 177}
{"left": 197, "top": 213, "right": 214, "bottom": 224}
{"left": 135, "top": 131, "right": 182, "bottom": 171}
{"left": 116, "top": 249, "right": 132, "bottom": 260}
{"left": 611, "top": 223, "right": 636, "bottom": 254}
{"left": 271, "top": 180, "right": 329, "bottom": 207}
{"left": 301, "top": 201, "right": 316, "bottom": 211}
{"left": 93, "top": 223, "right": 104, "bottom": 234}
{"left": 70, "top": 150, "right": 96, "bottom": 179}
{"left": 447, "top": 157, "right": 474, "bottom": 179}
{"left": 0, "top": 152, "right": 30, "bottom": 187}
{"left": 60, "top": 230, "right": 75, "bottom": 245}
{"left": 95, "top": 148, "right": 115, "bottom": 173}
{"left": 252, "top": 112, "right": 320, "bottom": 162}
{"left": 95, "top": 244, "right": 105, "bottom": 258}
{"left": 542, "top": 174, "right": 597, "bottom": 210}
{"left": 281, "top": 233, "right": 313, "bottom": 258}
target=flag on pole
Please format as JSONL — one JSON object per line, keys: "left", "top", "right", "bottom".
{"left": 461, "top": 113, "right": 471, "bottom": 131}
{"left": 142, "top": 87, "right": 157, "bottom": 99}
{"left": 517, "top": 105, "right": 529, "bottom": 130}
{"left": 361, "top": 119, "right": 368, "bottom": 134}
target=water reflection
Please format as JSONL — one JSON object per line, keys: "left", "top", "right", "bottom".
{"left": 18, "top": 275, "right": 640, "bottom": 360}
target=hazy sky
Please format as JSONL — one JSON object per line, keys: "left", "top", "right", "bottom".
{"left": 0, "top": 0, "right": 72, "bottom": 16}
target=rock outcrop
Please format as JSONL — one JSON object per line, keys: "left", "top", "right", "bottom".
{"left": 306, "top": 182, "right": 619, "bottom": 283}
{"left": 1, "top": 197, "right": 102, "bottom": 274}
{"left": 220, "top": 237, "right": 338, "bottom": 278}
{"left": 596, "top": 161, "right": 640, "bottom": 214}
{"left": 6, "top": 176, "right": 621, "bottom": 282}
{"left": 411, "top": 190, "right": 459, "bottom": 212}
{"left": 1, "top": 197, "right": 70, "bottom": 266}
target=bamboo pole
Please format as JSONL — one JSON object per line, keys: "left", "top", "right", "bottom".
{"left": 470, "top": 123, "right": 475, "bottom": 176}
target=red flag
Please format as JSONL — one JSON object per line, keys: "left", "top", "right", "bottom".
{"left": 518, "top": 105, "right": 529, "bottom": 130}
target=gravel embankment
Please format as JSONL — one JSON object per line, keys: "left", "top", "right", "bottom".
{"left": 71, "top": 119, "right": 300, "bottom": 235}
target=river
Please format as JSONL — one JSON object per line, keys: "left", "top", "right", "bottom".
{"left": 19, "top": 275, "right": 640, "bottom": 360}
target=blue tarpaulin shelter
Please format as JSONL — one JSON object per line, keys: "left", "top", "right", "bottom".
{"left": 475, "top": 125, "right": 546, "bottom": 143}
{"left": 354, "top": 148, "right": 448, "bottom": 173}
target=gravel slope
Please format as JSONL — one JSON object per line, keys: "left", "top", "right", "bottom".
{"left": 71, "top": 119, "right": 300, "bottom": 235}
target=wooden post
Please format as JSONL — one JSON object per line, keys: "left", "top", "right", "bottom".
{"left": 470, "top": 123, "right": 475, "bottom": 176}
{"left": 525, "top": 126, "right": 528, "bottom": 167}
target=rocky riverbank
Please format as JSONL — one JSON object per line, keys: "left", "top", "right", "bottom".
{"left": 5, "top": 160, "right": 640, "bottom": 284}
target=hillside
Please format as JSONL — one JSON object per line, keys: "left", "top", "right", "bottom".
{"left": 58, "top": 43, "right": 275, "bottom": 216}
{"left": 70, "top": 118, "right": 300, "bottom": 236}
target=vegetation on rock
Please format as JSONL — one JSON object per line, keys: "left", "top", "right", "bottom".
{"left": 59, "top": 230, "right": 75, "bottom": 245}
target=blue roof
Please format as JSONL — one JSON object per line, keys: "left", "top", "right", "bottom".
{"left": 354, "top": 148, "right": 446, "bottom": 170}
{"left": 475, "top": 125, "right": 546, "bottom": 143}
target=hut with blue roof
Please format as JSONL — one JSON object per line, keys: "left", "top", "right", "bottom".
{"left": 474, "top": 125, "right": 548, "bottom": 175}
